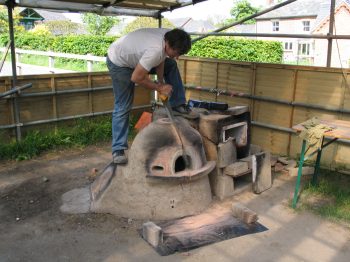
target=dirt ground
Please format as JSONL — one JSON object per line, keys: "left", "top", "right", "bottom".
{"left": 1, "top": 144, "right": 350, "bottom": 262}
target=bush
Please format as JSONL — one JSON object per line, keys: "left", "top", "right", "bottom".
{"left": 188, "top": 37, "right": 283, "bottom": 63}
{"left": 0, "top": 33, "right": 283, "bottom": 63}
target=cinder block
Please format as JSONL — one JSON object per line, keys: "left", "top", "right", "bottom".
{"left": 142, "top": 221, "right": 163, "bottom": 247}
{"left": 217, "top": 137, "right": 237, "bottom": 168}
{"left": 224, "top": 161, "right": 249, "bottom": 177}
{"left": 213, "top": 174, "right": 234, "bottom": 200}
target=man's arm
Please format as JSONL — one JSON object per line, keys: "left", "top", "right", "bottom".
{"left": 131, "top": 63, "right": 172, "bottom": 97}
{"left": 155, "top": 61, "right": 165, "bottom": 84}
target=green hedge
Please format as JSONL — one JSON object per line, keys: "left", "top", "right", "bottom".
{"left": 188, "top": 37, "right": 283, "bottom": 63}
{"left": 0, "top": 33, "right": 115, "bottom": 56}
{"left": 0, "top": 33, "right": 283, "bottom": 63}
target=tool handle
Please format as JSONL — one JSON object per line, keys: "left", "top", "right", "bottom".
{"left": 159, "top": 93, "right": 168, "bottom": 103}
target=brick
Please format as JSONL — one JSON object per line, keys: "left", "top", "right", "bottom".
{"left": 217, "top": 137, "right": 237, "bottom": 168}
{"left": 202, "top": 136, "right": 218, "bottom": 161}
{"left": 224, "top": 161, "right": 249, "bottom": 177}
{"left": 231, "top": 203, "right": 258, "bottom": 224}
{"left": 142, "top": 221, "right": 163, "bottom": 247}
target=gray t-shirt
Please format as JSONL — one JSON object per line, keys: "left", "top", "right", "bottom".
{"left": 107, "top": 28, "right": 170, "bottom": 71}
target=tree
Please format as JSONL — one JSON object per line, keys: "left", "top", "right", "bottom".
{"left": 82, "top": 13, "right": 120, "bottom": 35}
{"left": 122, "top": 17, "right": 174, "bottom": 35}
{"left": 229, "top": 0, "right": 260, "bottom": 24}
{"left": 43, "top": 20, "right": 84, "bottom": 35}
{"left": 0, "top": 6, "right": 24, "bottom": 34}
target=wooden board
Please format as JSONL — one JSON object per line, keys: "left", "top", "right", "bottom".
{"left": 293, "top": 119, "right": 350, "bottom": 140}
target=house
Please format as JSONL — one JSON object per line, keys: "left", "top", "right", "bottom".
{"left": 19, "top": 8, "right": 69, "bottom": 30}
{"left": 18, "top": 8, "right": 86, "bottom": 35}
{"left": 255, "top": 0, "right": 350, "bottom": 67}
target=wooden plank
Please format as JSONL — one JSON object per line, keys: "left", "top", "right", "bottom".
{"left": 295, "top": 71, "right": 343, "bottom": 107}
{"left": 255, "top": 67, "right": 295, "bottom": 100}
{"left": 55, "top": 76, "right": 89, "bottom": 91}
{"left": 251, "top": 126, "right": 289, "bottom": 155}
{"left": 254, "top": 101, "right": 292, "bottom": 127}
{"left": 293, "top": 119, "right": 350, "bottom": 140}
{"left": 19, "top": 96, "right": 53, "bottom": 122}
{"left": 56, "top": 93, "right": 90, "bottom": 117}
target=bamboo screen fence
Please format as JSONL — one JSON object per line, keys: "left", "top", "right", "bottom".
{"left": 1, "top": 57, "right": 350, "bottom": 169}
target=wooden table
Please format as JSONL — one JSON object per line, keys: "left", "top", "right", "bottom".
{"left": 292, "top": 119, "right": 350, "bottom": 208}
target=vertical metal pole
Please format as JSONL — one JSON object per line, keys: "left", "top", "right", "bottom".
{"left": 292, "top": 139, "right": 306, "bottom": 208}
{"left": 158, "top": 12, "right": 162, "bottom": 28}
{"left": 326, "top": 0, "right": 336, "bottom": 67}
{"left": 6, "top": 0, "right": 21, "bottom": 141}
{"left": 313, "top": 137, "right": 325, "bottom": 185}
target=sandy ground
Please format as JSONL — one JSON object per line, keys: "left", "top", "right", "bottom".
{"left": 0, "top": 144, "right": 350, "bottom": 262}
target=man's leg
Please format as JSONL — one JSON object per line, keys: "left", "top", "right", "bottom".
{"left": 107, "top": 57, "right": 135, "bottom": 163}
{"left": 163, "top": 58, "right": 186, "bottom": 108}
{"left": 163, "top": 58, "right": 198, "bottom": 118}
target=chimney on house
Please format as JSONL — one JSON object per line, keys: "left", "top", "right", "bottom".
{"left": 267, "top": 0, "right": 274, "bottom": 5}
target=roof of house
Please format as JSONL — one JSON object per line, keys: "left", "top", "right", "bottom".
{"left": 228, "top": 24, "right": 257, "bottom": 34}
{"left": 256, "top": 0, "right": 350, "bottom": 20}
{"left": 169, "top": 18, "right": 215, "bottom": 32}
{"left": 19, "top": 8, "right": 69, "bottom": 21}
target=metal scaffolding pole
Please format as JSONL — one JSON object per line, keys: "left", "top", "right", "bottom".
{"left": 6, "top": 0, "right": 21, "bottom": 141}
{"left": 191, "top": 0, "right": 297, "bottom": 43}
{"left": 327, "top": 0, "right": 336, "bottom": 67}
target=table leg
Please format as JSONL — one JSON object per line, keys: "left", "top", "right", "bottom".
{"left": 313, "top": 137, "right": 324, "bottom": 185}
{"left": 292, "top": 139, "right": 306, "bottom": 208}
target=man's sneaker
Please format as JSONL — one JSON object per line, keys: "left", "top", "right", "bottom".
{"left": 112, "top": 150, "right": 127, "bottom": 164}
{"left": 172, "top": 104, "right": 199, "bottom": 119}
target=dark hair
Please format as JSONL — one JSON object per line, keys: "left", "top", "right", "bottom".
{"left": 164, "top": 28, "right": 191, "bottom": 55}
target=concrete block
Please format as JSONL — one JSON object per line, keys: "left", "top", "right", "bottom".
{"left": 250, "top": 144, "right": 262, "bottom": 155}
{"left": 213, "top": 174, "right": 234, "bottom": 200}
{"left": 217, "top": 137, "right": 237, "bottom": 168}
{"left": 142, "top": 221, "right": 163, "bottom": 247}
{"left": 224, "top": 161, "right": 249, "bottom": 177}
{"left": 287, "top": 166, "right": 315, "bottom": 177}
{"left": 199, "top": 114, "right": 235, "bottom": 144}
{"left": 231, "top": 203, "right": 258, "bottom": 224}
{"left": 202, "top": 136, "right": 218, "bottom": 161}
{"left": 239, "top": 155, "right": 253, "bottom": 169}
{"left": 252, "top": 152, "right": 272, "bottom": 194}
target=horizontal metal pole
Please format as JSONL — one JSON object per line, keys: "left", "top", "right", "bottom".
{"left": 192, "top": 0, "right": 297, "bottom": 43}
{"left": 12, "top": 86, "right": 112, "bottom": 98}
{"left": 252, "top": 121, "right": 350, "bottom": 145}
{"left": 185, "top": 85, "right": 350, "bottom": 114}
{"left": 0, "top": 83, "right": 32, "bottom": 99}
{"left": 0, "top": 0, "right": 158, "bottom": 17}
{"left": 189, "top": 32, "right": 350, "bottom": 40}
{"left": 0, "top": 104, "right": 151, "bottom": 130}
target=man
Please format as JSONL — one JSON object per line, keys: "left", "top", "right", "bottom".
{"left": 107, "top": 28, "right": 197, "bottom": 164}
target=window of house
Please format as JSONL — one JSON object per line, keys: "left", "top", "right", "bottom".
{"left": 284, "top": 42, "right": 293, "bottom": 50}
{"left": 302, "top": 21, "right": 310, "bottom": 31}
{"left": 298, "top": 43, "right": 310, "bottom": 55}
{"left": 272, "top": 21, "right": 279, "bottom": 31}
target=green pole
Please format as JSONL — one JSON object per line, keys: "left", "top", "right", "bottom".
{"left": 292, "top": 140, "right": 306, "bottom": 208}
{"left": 313, "top": 137, "right": 324, "bottom": 185}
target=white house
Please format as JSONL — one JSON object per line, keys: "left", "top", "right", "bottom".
{"left": 255, "top": 0, "right": 350, "bottom": 67}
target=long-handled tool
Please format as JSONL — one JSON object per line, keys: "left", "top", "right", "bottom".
{"left": 159, "top": 93, "right": 190, "bottom": 168}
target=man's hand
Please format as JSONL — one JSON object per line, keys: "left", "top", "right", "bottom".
{"left": 157, "top": 83, "right": 172, "bottom": 98}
